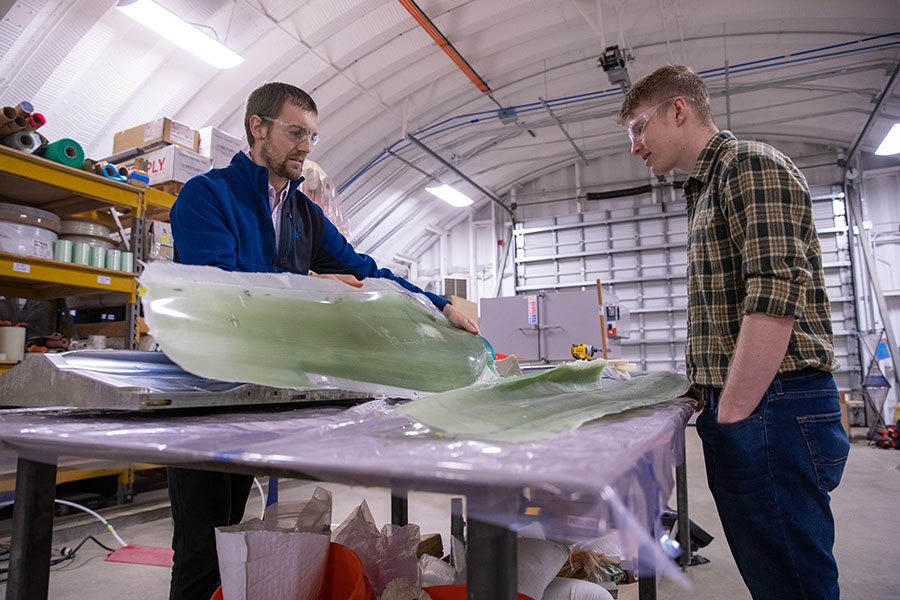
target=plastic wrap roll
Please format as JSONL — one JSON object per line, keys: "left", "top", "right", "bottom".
{"left": 25, "top": 112, "right": 45, "bottom": 131}
{"left": 59, "top": 234, "right": 114, "bottom": 250}
{"left": 0, "top": 203, "right": 61, "bottom": 233}
{"left": 120, "top": 251, "right": 134, "bottom": 272}
{"left": 0, "top": 106, "right": 16, "bottom": 126}
{"left": 37, "top": 138, "right": 84, "bottom": 168}
{"left": 0, "top": 116, "right": 26, "bottom": 137}
{"left": 14, "top": 101, "right": 33, "bottom": 119}
{"left": 106, "top": 249, "right": 121, "bottom": 271}
{"left": 1, "top": 130, "right": 38, "bottom": 153}
{"left": 60, "top": 219, "right": 111, "bottom": 239}
{"left": 90, "top": 246, "right": 106, "bottom": 269}
{"left": 72, "top": 242, "right": 90, "bottom": 265}
{"left": 0, "top": 220, "right": 58, "bottom": 259}
{"left": 53, "top": 240, "right": 72, "bottom": 262}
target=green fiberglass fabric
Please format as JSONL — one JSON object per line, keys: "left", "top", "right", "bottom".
{"left": 395, "top": 361, "right": 691, "bottom": 442}
{"left": 139, "top": 263, "right": 497, "bottom": 397}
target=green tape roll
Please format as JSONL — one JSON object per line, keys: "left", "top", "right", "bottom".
{"left": 38, "top": 138, "right": 85, "bottom": 168}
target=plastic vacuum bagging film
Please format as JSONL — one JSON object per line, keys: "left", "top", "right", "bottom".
{"left": 139, "top": 262, "right": 498, "bottom": 397}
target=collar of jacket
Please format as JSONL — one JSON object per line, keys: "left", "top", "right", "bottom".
{"left": 685, "top": 130, "right": 735, "bottom": 187}
{"left": 230, "top": 151, "right": 306, "bottom": 207}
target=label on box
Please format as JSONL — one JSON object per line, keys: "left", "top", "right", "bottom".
{"left": 12, "top": 262, "right": 29, "bottom": 274}
{"left": 33, "top": 239, "right": 50, "bottom": 259}
{"left": 97, "top": 275, "right": 111, "bottom": 285}
{"left": 169, "top": 121, "right": 195, "bottom": 148}
{"left": 144, "top": 118, "right": 163, "bottom": 142}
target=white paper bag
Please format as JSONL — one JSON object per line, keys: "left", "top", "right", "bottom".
{"left": 215, "top": 523, "right": 330, "bottom": 600}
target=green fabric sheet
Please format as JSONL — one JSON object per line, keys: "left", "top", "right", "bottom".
{"left": 139, "top": 263, "right": 497, "bottom": 395}
{"left": 394, "top": 360, "right": 691, "bottom": 442}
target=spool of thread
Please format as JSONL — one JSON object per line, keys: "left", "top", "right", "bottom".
{"left": 72, "top": 242, "right": 91, "bottom": 265}
{"left": 0, "top": 326, "right": 26, "bottom": 362}
{"left": 37, "top": 138, "right": 85, "bottom": 168}
{"left": 1, "top": 130, "right": 37, "bottom": 153}
{"left": 25, "top": 112, "right": 45, "bottom": 131}
{"left": 53, "top": 239, "right": 72, "bottom": 262}
{"left": 0, "top": 115, "right": 26, "bottom": 137}
{"left": 14, "top": 101, "right": 33, "bottom": 120}
{"left": 90, "top": 246, "right": 106, "bottom": 268}
{"left": 120, "top": 251, "right": 134, "bottom": 272}
{"left": 106, "top": 249, "right": 121, "bottom": 271}
{"left": 0, "top": 106, "right": 16, "bottom": 126}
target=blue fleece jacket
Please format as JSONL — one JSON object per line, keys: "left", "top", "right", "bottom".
{"left": 170, "top": 151, "right": 448, "bottom": 310}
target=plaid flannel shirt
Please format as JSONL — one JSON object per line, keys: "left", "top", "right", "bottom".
{"left": 683, "top": 131, "right": 838, "bottom": 388}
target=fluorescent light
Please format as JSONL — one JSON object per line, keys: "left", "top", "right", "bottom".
{"left": 425, "top": 184, "right": 474, "bottom": 207}
{"left": 117, "top": 0, "right": 244, "bottom": 69}
{"left": 875, "top": 123, "right": 900, "bottom": 156}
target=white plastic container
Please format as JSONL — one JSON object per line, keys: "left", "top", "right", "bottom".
{"left": 0, "top": 326, "right": 25, "bottom": 362}
{"left": 0, "top": 221, "right": 58, "bottom": 259}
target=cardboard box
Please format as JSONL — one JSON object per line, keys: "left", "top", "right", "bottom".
{"left": 113, "top": 117, "right": 199, "bottom": 153}
{"left": 198, "top": 126, "right": 243, "bottom": 169}
{"left": 450, "top": 295, "right": 479, "bottom": 327}
{"left": 141, "top": 145, "right": 212, "bottom": 186}
{"left": 145, "top": 219, "right": 174, "bottom": 261}
{"left": 840, "top": 392, "right": 852, "bottom": 438}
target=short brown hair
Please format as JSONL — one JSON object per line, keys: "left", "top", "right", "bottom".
{"left": 617, "top": 65, "right": 714, "bottom": 126}
{"left": 244, "top": 82, "right": 318, "bottom": 146}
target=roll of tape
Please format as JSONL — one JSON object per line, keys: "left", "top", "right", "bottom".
{"left": 37, "top": 138, "right": 85, "bottom": 168}
{"left": 25, "top": 112, "right": 45, "bottom": 131}
{"left": 0, "top": 202, "right": 61, "bottom": 233}
{"left": 117, "top": 165, "right": 129, "bottom": 177}
{"left": 0, "top": 130, "right": 37, "bottom": 153}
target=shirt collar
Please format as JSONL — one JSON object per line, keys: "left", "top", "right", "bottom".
{"left": 686, "top": 130, "right": 735, "bottom": 185}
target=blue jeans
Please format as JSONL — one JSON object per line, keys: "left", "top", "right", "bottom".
{"left": 696, "top": 369, "right": 849, "bottom": 600}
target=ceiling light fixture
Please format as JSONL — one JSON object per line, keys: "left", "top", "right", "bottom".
{"left": 426, "top": 184, "right": 474, "bottom": 207}
{"left": 116, "top": 0, "right": 244, "bottom": 69}
{"left": 875, "top": 123, "right": 900, "bottom": 156}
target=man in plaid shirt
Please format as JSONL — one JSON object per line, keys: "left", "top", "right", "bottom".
{"left": 619, "top": 65, "right": 848, "bottom": 599}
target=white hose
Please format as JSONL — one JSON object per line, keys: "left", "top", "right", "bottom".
{"left": 253, "top": 477, "right": 265, "bottom": 519}
{"left": 54, "top": 499, "right": 128, "bottom": 547}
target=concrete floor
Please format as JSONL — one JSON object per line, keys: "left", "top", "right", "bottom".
{"left": 2, "top": 425, "right": 898, "bottom": 599}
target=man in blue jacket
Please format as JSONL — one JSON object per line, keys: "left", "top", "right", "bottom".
{"left": 167, "top": 82, "right": 479, "bottom": 600}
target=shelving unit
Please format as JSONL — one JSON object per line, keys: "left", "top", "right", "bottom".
{"left": 0, "top": 144, "right": 176, "bottom": 353}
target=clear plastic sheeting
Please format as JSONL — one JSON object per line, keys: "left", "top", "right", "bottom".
{"left": 139, "top": 263, "right": 497, "bottom": 397}
{"left": 0, "top": 396, "right": 695, "bottom": 586}
{"left": 395, "top": 362, "right": 691, "bottom": 443}
{"left": 301, "top": 160, "right": 350, "bottom": 238}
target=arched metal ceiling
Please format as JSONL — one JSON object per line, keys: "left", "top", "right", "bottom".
{"left": 1, "top": 0, "right": 898, "bottom": 267}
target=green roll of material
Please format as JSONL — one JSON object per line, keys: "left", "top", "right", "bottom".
{"left": 37, "top": 138, "right": 84, "bottom": 168}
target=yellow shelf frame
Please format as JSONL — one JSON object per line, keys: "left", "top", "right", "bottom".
{"left": 0, "top": 145, "right": 142, "bottom": 213}
{"left": 0, "top": 252, "right": 137, "bottom": 302}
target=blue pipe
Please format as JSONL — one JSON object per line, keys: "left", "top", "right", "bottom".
{"left": 339, "top": 33, "right": 899, "bottom": 194}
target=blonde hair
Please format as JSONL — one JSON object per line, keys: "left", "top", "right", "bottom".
{"left": 618, "top": 65, "right": 714, "bottom": 126}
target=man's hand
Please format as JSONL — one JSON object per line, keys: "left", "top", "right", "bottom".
{"left": 443, "top": 304, "right": 480, "bottom": 335}
{"left": 308, "top": 270, "right": 363, "bottom": 288}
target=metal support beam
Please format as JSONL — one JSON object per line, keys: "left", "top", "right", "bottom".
{"left": 406, "top": 133, "right": 514, "bottom": 219}
{"left": 844, "top": 60, "right": 900, "bottom": 166}
{"left": 7, "top": 458, "right": 57, "bottom": 600}
{"left": 538, "top": 97, "right": 588, "bottom": 164}
{"left": 676, "top": 431, "right": 691, "bottom": 568}
{"left": 386, "top": 148, "right": 439, "bottom": 182}
{"left": 845, "top": 172, "right": 900, "bottom": 398}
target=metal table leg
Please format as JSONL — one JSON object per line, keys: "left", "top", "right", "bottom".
{"left": 6, "top": 457, "right": 57, "bottom": 600}
{"left": 391, "top": 489, "right": 408, "bottom": 526}
{"left": 466, "top": 517, "right": 517, "bottom": 600}
{"left": 676, "top": 428, "right": 691, "bottom": 567}
{"left": 637, "top": 542, "right": 658, "bottom": 599}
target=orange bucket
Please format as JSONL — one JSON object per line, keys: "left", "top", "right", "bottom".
{"left": 424, "top": 585, "right": 533, "bottom": 600}
{"left": 210, "top": 542, "right": 374, "bottom": 600}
